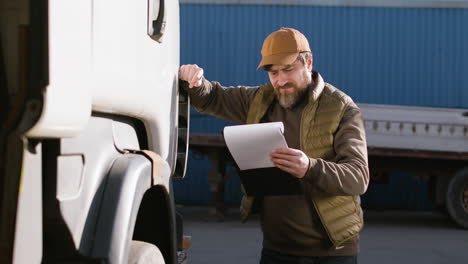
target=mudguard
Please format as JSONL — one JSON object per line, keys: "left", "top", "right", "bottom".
{"left": 91, "top": 154, "right": 153, "bottom": 263}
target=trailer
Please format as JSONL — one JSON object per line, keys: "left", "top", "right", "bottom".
{"left": 361, "top": 103, "right": 468, "bottom": 229}
{"left": 189, "top": 103, "right": 468, "bottom": 228}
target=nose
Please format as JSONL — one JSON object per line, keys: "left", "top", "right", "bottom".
{"left": 277, "top": 72, "right": 288, "bottom": 86}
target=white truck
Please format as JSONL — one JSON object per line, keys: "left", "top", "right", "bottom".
{"left": 1, "top": 0, "right": 189, "bottom": 263}
{"left": 361, "top": 104, "right": 468, "bottom": 229}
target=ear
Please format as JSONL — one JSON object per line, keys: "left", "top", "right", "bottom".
{"left": 306, "top": 57, "right": 313, "bottom": 71}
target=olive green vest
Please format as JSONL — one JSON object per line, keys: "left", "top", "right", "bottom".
{"left": 240, "top": 81, "right": 364, "bottom": 248}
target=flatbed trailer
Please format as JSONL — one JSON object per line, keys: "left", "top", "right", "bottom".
{"left": 189, "top": 103, "right": 468, "bottom": 228}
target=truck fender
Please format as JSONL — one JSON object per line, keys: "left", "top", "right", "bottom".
{"left": 90, "top": 153, "right": 153, "bottom": 263}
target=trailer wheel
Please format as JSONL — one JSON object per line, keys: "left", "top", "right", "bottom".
{"left": 446, "top": 168, "right": 468, "bottom": 229}
{"left": 129, "top": 240, "right": 165, "bottom": 264}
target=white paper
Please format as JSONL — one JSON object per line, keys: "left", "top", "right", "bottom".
{"left": 223, "top": 122, "right": 288, "bottom": 170}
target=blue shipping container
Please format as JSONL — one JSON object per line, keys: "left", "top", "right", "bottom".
{"left": 173, "top": 2, "right": 468, "bottom": 208}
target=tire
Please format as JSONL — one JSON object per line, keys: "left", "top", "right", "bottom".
{"left": 129, "top": 240, "right": 165, "bottom": 264}
{"left": 446, "top": 168, "right": 468, "bottom": 229}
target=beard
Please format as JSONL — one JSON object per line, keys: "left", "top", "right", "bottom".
{"left": 274, "top": 83, "right": 308, "bottom": 109}
{"left": 273, "top": 69, "right": 312, "bottom": 109}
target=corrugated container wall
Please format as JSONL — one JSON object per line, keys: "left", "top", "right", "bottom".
{"left": 173, "top": 3, "right": 468, "bottom": 208}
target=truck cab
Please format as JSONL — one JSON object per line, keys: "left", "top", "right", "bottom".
{"left": 0, "top": 0, "right": 188, "bottom": 263}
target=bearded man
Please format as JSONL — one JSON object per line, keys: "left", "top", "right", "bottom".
{"left": 179, "top": 27, "right": 369, "bottom": 264}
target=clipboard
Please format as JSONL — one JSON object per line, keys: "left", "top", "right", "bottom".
{"left": 238, "top": 167, "right": 304, "bottom": 196}
{"left": 223, "top": 122, "right": 303, "bottom": 196}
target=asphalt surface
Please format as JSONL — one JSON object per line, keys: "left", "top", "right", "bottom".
{"left": 178, "top": 206, "right": 468, "bottom": 264}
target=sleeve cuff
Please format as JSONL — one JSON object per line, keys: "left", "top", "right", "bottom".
{"left": 186, "top": 78, "right": 211, "bottom": 97}
{"left": 304, "top": 157, "right": 318, "bottom": 180}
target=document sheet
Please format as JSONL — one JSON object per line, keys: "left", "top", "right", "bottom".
{"left": 223, "top": 122, "right": 288, "bottom": 170}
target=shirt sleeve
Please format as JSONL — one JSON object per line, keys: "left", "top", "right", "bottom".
{"left": 181, "top": 78, "right": 259, "bottom": 125}
{"left": 303, "top": 103, "right": 370, "bottom": 196}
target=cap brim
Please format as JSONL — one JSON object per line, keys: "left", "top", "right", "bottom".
{"left": 256, "top": 52, "right": 300, "bottom": 71}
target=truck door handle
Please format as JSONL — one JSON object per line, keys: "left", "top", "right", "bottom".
{"left": 148, "top": 0, "right": 166, "bottom": 43}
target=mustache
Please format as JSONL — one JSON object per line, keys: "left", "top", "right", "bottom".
{"left": 277, "top": 83, "right": 295, "bottom": 89}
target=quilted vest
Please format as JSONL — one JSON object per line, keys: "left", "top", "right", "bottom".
{"left": 240, "top": 81, "right": 364, "bottom": 248}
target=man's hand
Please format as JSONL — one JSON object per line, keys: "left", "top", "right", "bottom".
{"left": 179, "top": 64, "right": 204, "bottom": 88}
{"left": 270, "top": 148, "right": 310, "bottom": 178}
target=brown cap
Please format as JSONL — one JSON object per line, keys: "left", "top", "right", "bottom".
{"left": 257, "top": 27, "right": 311, "bottom": 70}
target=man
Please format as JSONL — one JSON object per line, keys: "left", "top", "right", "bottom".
{"left": 179, "top": 27, "right": 369, "bottom": 264}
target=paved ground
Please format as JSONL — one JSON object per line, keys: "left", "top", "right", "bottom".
{"left": 178, "top": 206, "right": 468, "bottom": 264}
